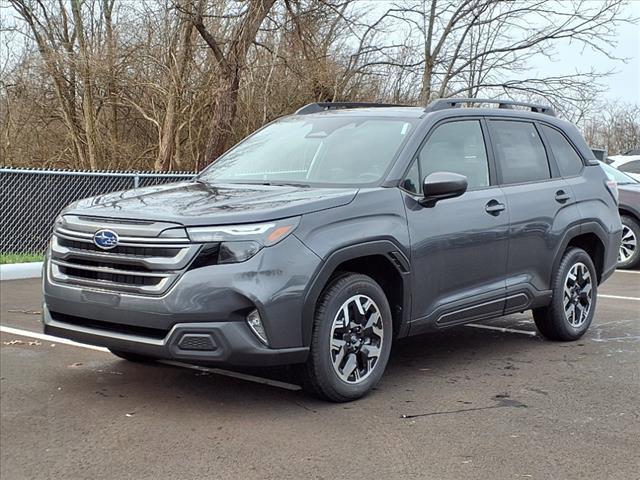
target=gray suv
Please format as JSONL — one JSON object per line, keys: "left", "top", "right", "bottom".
{"left": 43, "top": 99, "right": 622, "bottom": 401}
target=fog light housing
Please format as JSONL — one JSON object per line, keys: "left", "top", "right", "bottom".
{"left": 246, "top": 309, "right": 268, "bottom": 345}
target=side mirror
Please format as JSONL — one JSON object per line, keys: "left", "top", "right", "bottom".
{"left": 420, "top": 172, "right": 468, "bottom": 207}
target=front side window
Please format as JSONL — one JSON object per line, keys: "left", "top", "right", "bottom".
{"left": 541, "top": 125, "right": 583, "bottom": 177}
{"left": 489, "top": 121, "right": 550, "bottom": 184}
{"left": 402, "top": 160, "right": 421, "bottom": 193}
{"left": 417, "top": 120, "right": 490, "bottom": 190}
{"left": 198, "top": 116, "right": 416, "bottom": 186}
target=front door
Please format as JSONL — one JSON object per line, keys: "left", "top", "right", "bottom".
{"left": 402, "top": 119, "right": 510, "bottom": 334}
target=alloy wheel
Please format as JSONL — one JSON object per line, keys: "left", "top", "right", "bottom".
{"left": 329, "top": 295, "right": 384, "bottom": 384}
{"left": 562, "top": 262, "right": 593, "bottom": 328}
{"left": 618, "top": 224, "right": 637, "bottom": 264}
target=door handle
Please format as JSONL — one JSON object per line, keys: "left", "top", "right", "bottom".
{"left": 555, "top": 190, "right": 571, "bottom": 203}
{"left": 485, "top": 200, "right": 506, "bottom": 215}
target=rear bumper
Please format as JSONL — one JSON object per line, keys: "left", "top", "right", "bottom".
{"left": 43, "top": 305, "right": 309, "bottom": 366}
{"left": 601, "top": 227, "right": 623, "bottom": 284}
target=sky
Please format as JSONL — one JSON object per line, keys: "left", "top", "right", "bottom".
{"left": 528, "top": 2, "right": 640, "bottom": 104}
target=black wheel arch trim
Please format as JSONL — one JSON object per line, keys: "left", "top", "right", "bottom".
{"left": 302, "top": 240, "right": 412, "bottom": 346}
{"left": 551, "top": 220, "right": 611, "bottom": 285}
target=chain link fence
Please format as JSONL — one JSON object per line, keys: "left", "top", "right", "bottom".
{"left": 0, "top": 168, "right": 195, "bottom": 255}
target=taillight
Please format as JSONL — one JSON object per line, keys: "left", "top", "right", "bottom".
{"left": 605, "top": 179, "right": 619, "bottom": 204}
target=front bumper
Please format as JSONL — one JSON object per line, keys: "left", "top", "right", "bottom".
{"left": 42, "top": 234, "right": 319, "bottom": 366}
{"left": 42, "top": 305, "right": 308, "bottom": 366}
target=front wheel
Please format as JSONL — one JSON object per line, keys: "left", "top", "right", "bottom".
{"left": 302, "top": 273, "right": 393, "bottom": 402}
{"left": 533, "top": 248, "right": 597, "bottom": 341}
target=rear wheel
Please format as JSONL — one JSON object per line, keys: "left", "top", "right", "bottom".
{"left": 109, "top": 349, "right": 155, "bottom": 363}
{"left": 302, "top": 273, "right": 392, "bottom": 402}
{"left": 618, "top": 215, "right": 640, "bottom": 269}
{"left": 533, "top": 248, "right": 597, "bottom": 341}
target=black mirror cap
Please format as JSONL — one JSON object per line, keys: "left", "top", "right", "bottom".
{"left": 420, "top": 172, "right": 468, "bottom": 207}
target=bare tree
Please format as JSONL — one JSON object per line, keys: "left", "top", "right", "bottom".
{"left": 185, "top": 0, "right": 276, "bottom": 164}
{"left": 1, "top": 0, "right": 636, "bottom": 171}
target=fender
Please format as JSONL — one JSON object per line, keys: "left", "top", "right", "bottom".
{"left": 301, "top": 240, "right": 412, "bottom": 346}
{"left": 550, "top": 220, "right": 610, "bottom": 285}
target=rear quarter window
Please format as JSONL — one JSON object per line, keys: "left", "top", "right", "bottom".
{"left": 541, "top": 125, "right": 584, "bottom": 177}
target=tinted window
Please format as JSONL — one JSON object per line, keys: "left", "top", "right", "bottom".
{"left": 542, "top": 125, "right": 583, "bottom": 177}
{"left": 402, "top": 160, "right": 420, "bottom": 193}
{"left": 490, "top": 121, "right": 550, "bottom": 184}
{"left": 418, "top": 120, "right": 489, "bottom": 189}
{"left": 620, "top": 160, "right": 640, "bottom": 174}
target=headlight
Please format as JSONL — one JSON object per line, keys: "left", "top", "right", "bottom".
{"left": 187, "top": 217, "right": 300, "bottom": 265}
{"left": 187, "top": 217, "right": 300, "bottom": 246}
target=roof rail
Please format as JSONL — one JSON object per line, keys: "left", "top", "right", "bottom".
{"left": 296, "top": 102, "right": 409, "bottom": 115}
{"left": 425, "top": 98, "right": 556, "bottom": 116}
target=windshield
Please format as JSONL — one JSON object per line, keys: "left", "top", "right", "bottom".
{"left": 599, "top": 161, "right": 638, "bottom": 185}
{"left": 198, "top": 116, "right": 416, "bottom": 186}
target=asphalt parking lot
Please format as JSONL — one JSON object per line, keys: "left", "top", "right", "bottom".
{"left": 1, "top": 272, "right": 638, "bottom": 480}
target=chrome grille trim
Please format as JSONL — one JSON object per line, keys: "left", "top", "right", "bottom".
{"left": 49, "top": 218, "right": 201, "bottom": 295}
{"left": 51, "top": 236, "right": 195, "bottom": 270}
{"left": 54, "top": 226, "right": 190, "bottom": 245}
{"left": 50, "top": 263, "right": 173, "bottom": 294}
{"left": 51, "top": 258, "right": 170, "bottom": 278}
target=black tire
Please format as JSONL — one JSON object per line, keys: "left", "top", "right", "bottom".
{"left": 109, "top": 349, "right": 155, "bottom": 363}
{"left": 533, "top": 248, "right": 597, "bottom": 341}
{"left": 301, "top": 273, "right": 393, "bottom": 402}
{"left": 618, "top": 215, "right": 640, "bottom": 269}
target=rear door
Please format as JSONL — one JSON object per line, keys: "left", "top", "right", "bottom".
{"left": 402, "top": 118, "right": 510, "bottom": 334}
{"left": 487, "top": 119, "right": 573, "bottom": 310}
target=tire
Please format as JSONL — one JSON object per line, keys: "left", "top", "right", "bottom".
{"left": 301, "top": 272, "right": 393, "bottom": 402}
{"left": 109, "top": 349, "right": 155, "bottom": 363}
{"left": 618, "top": 215, "right": 640, "bottom": 269}
{"left": 533, "top": 248, "right": 597, "bottom": 341}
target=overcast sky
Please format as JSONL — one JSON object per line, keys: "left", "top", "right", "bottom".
{"left": 528, "top": 3, "right": 639, "bottom": 104}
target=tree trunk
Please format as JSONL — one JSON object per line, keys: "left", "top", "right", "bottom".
{"left": 71, "top": 0, "right": 99, "bottom": 170}
{"left": 204, "top": 69, "right": 240, "bottom": 164}
{"left": 419, "top": 0, "right": 437, "bottom": 103}
{"left": 103, "top": 0, "right": 118, "bottom": 151}
{"left": 154, "top": 18, "right": 194, "bottom": 171}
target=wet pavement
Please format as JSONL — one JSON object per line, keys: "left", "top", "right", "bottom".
{"left": 1, "top": 272, "right": 639, "bottom": 479}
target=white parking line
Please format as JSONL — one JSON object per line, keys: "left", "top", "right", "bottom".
{"left": 598, "top": 294, "right": 640, "bottom": 302}
{"left": 615, "top": 269, "right": 640, "bottom": 275}
{"left": 0, "top": 325, "right": 301, "bottom": 392}
{"left": 465, "top": 323, "right": 537, "bottom": 336}
{"left": 0, "top": 325, "right": 109, "bottom": 352}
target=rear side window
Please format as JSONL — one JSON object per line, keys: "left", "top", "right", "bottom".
{"left": 489, "top": 121, "right": 550, "bottom": 184}
{"left": 620, "top": 160, "right": 640, "bottom": 174}
{"left": 541, "top": 125, "right": 583, "bottom": 177}
{"left": 417, "top": 120, "right": 490, "bottom": 189}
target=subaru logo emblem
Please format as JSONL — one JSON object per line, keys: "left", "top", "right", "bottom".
{"left": 93, "top": 229, "right": 119, "bottom": 250}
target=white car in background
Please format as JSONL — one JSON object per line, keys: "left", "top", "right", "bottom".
{"left": 607, "top": 150, "right": 640, "bottom": 181}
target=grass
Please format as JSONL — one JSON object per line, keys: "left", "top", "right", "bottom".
{"left": 0, "top": 253, "right": 44, "bottom": 264}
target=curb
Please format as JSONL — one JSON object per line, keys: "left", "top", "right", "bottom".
{"left": 0, "top": 262, "right": 43, "bottom": 281}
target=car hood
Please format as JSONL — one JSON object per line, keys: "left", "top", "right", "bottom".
{"left": 65, "top": 181, "right": 358, "bottom": 226}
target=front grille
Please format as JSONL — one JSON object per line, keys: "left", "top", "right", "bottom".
{"left": 50, "top": 311, "right": 168, "bottom": 339}
{"left": 49, "top": 215, "right": 202, "bottom": 295}
{"left": 58, "top": 237, "right": 181, "bottom": 258}
{"left": 58, "top": 265, "right": 161, "bottom": 286}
